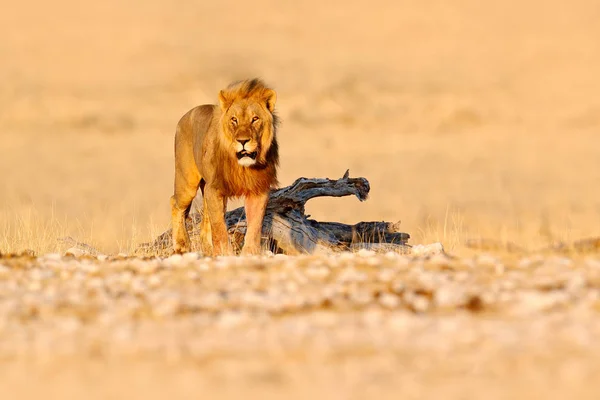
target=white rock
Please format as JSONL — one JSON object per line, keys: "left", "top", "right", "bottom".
{"left": 187, "top": 271, "right": 200, "bottom": 280}
{"left": 412, "top": 295, "right": 430, "bottom": 312}
{"left": 391, "top": 280, "right": 405, "bottom": 293}
{"left": 357, "top": 249, "right": 376, "bottom": 258}
{"left": 164, "top": 254, "right": 183, "bottom": 267}
{"left": 182, "top": 252, "right": 199, "bottom": 263}
{"left": 64, "top": 247, "right": 87, "bottom": 257}
{"left": 404, "top": 292, "right": 429, "bottom": 312}
{"left": 516, "top": 291, "right": 569, "bottom": 314}
{"left": 284, "top": 280, "right": 299, "bottom": 293}
{"left": 337, "top": 268, "right": 368, "bottom": 283}
{"left": 29, "top": 268, "right": 52, "bottom": 281}
{"left": 80, "top": 263, "right": 100, "bottom": 275}
{"left": 147, "top": 274, "right": 162, "bottom": 288}
{"left": 454, "top": 271, "right": 470, "bottom": 282}
{"left": 517, "top": 256, "right": 543, "bottom": 269}
{"left": 377, "top": 268, "right": 396, "bottom": 282}
{"left": 197, "top": 293, "right": 222, "bottom": 310}
{"left": 305, "top": 266, "right": 330, "bottom": 279}
{"left": 41, "top": 253, "right": 62, "bottom": 261}
{"left": 134, "top": 259, "right": 158, "bottom": 274}
{"left": 153, "top": 295, "right": 181, "bottom": 317}
{"left": 130, "top": 277, "right": 146, "bottom": 293}
{"left": 350, "top": 289, "right": 374, "bottom": 305}
{"left": 86, "top": 277, "right": 104, "bottom": 289}
{"left": 585, "top": 258, "right": 600, "bottom": 269}
{"left": 338, "top": 252, "right": 356, "bottom": 261}
{"left": 434, "top": 286, "right": 465, "bottom": 309}
{"left": 379, "top": 293, "right": 400, "bottom": 309}
{"left": 566, "top": 274, "right": 586, "bottom": 293}
{"left": 214, "top": 258, "right": 233, "bottom": 269}
{"left": 196, "top": 262, "right": 210, "bottom": 271}
{"left": 411, "top": 243, "right": 444, "bottom": 257}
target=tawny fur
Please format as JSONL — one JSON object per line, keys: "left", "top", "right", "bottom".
{"left": 170, "top": 79, "right": 280, "bottom": 256}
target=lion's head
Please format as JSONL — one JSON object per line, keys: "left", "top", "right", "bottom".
{"left": 218, "top": 79, "right": 278, "bottom": 168}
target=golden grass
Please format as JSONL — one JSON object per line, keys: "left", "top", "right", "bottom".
{"left": 0, "top": 197, "right": 164, "bottom": 255}
{"left": 0, "top": 205, "right": 69, "bottom": 254}
{"left": 1, "top": 200, "right": 597, "bottom": 257}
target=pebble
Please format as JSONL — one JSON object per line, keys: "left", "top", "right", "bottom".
{"left": 338, "top": 252, "right": 356, "bottom": 261}
{"left": 42, "top": 253, "right": 62, "bottom": 262}
{"left": 0, "top": 249, "right": 598, "bottom": 365}
{"left": 164, "top": 254, "right": 183, "bottom": 267}
{"left": 435, "top": 286, "right": 465, "bottom": 309}
{"left": 357, "top": 249, "right": 375, "bottom": 258}
{"left": 379, "top": 293, "right": 401, "bottom": 309}
{"left": 412, "top": 242, "right": 444, "bottom": 257}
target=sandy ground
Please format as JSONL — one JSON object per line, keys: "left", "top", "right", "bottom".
{"left": 2, "top": 0, "right": 600, "bottom": 398}
{"left": 2, "top": 250, "right": 600, "bottom": 400}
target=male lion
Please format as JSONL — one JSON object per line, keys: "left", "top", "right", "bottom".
{"left": 170, "top": 79, "right": 279, "bottom": 256}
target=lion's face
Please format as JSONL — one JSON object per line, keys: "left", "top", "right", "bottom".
{"left": 219, "top": 89, "right": 277, "bottom": 167}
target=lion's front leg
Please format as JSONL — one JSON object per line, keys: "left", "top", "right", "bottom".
{"left": 199, "top": 207, "right": 212, "bottom": 256}
{"left": 241, "top": 192, "right": 269, "bottom": 256}
{"left": 199, "top": 181, "right": 212, "bottom": 256}
{"left": 171, "top": 195, "right": 192, "bottom": 254}
{"left": 203, "top": 186, "right": 232, "bottom": 256}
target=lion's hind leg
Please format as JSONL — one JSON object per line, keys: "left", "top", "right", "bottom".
{"left": 171, "top": 172, "right": 200, "bottom": 254}
{"left": 199, "top": 180, "right": 213, "bottom": 256}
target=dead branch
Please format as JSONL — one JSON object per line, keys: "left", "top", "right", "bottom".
{"left": 136, "top": 170, "right": 411, "bottom": 256}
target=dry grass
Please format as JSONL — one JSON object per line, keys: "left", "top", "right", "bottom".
{"left": 3, "top": 129, "right": 599, "bottom": 256}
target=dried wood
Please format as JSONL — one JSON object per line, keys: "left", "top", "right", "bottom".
{"left": 136, "top": 170, "right": 411, "bottom": 256}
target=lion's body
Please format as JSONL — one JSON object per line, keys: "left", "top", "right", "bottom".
{"left": 170, "top": 79, "right": 279, "bottom": 256}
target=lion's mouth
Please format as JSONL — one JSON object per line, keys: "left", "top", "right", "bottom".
{"left": 236, "top": 150, "right": 257, "bottom": 160}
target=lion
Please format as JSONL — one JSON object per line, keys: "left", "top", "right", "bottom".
{"left": 170, "top": 78, "right": 279, "bottom": 256}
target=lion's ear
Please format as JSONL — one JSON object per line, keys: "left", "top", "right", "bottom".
{"left": 218, "top": 90, "right": 231, "bottom": 111}
{"left": 264, "top": 89, "right": 277, "bottom": 113}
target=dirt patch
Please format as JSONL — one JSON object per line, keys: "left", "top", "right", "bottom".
{"left": 1, "top": 251, "right": 600, "bottom": 398}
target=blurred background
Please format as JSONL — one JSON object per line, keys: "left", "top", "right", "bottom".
{"left": 1, "top": 0, "right": 599, "bottom": 253}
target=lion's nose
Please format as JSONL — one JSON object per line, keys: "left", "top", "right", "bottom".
{"left": 237, "top": 138, "right": 250, "bottom": 147}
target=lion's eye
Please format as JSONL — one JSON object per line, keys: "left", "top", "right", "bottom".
{"left": 231, "top": 117, "right": 238, "bottom": 124}
{"left": 252, "top": 116, "right": 259, "bottom": 122}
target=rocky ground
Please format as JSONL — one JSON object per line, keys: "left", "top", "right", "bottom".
{"left": 2, "top": 248, "right": 600, "bottom": 399}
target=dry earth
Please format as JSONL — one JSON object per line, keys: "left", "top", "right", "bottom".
{"left": 2, "top": 250, "right": 600, "bottom": 399}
